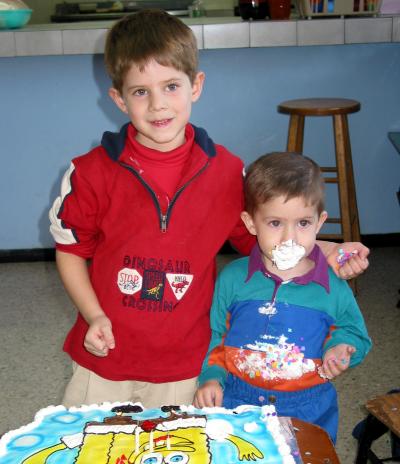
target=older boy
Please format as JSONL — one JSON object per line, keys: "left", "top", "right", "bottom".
{"left": 194, "top": 152, "right": 371, "bottom": 443}
{"left": 49, "top": 11, "right": 368, "bottom": 409}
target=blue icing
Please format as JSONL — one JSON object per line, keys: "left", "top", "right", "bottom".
{"left": 207, "top": 411, "right": 283, "bottom": 464}
{"left": 7, "top": 433, "right": 43, "bottom": 450}
{"left": 2, "top": 409, "right": 109, "bottom": 462}
{"left": 1, "top": 406, "right": 287, "bottom": 463}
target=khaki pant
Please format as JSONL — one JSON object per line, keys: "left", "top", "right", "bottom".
{"left": 62, "top": 362, "right": 198, "bottom": 409}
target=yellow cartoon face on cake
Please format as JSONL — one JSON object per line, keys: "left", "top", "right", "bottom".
{"left": 0, "top": 404, "right": 294, "bottom": 464}
{"left": 75, "top": 413, "right": 213, "bottom": 464}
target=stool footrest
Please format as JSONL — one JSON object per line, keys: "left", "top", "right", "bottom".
{"left": 317, "top": 233, "right": 343, "bottom": 240}
{"left": 325, "top": 218, "right": 341, "bottom": 224}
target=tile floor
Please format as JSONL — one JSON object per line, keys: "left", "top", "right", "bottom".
{"left": 0, "top": 246, "right": 399, "bottom": 462}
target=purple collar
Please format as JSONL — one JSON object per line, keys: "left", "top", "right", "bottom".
{"left": 246, "top": 243, "right": 330, "bottom": 293}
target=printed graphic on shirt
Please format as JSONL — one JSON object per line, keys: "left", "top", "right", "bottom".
{"left": 117, "top": 268, "right": 143, "bottom": 295}
{"left": 234, "top": 334, "right": 315, "bottom": 380}
{"left": 122, "top": 255, "right": 191, "bottom": 275}
{"left": 141, "top": 270, "right": 165, "bottom": 301}
{"left": 166, "top": 273, "right": 193, "bottom": 300}
{"left": 119, "top": 256, "right": 193, "bottom": 312}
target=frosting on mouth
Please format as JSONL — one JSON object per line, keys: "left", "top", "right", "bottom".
{"left": 271, "top": 240, "right": 306, "bottom": 270}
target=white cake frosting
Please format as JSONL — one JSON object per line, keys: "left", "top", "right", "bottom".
{"left": 0, "top": 402, "right": 298, "bottom": 464}
{"left": 236, "top": 334, "right": 316, "bottom": 380}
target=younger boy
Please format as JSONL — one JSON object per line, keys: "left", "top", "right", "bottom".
{"left": 49, "top": 10, "right": 368, "bottom": 410}
{"left": 194, "top": 152, "right": 371, "bottom": 443}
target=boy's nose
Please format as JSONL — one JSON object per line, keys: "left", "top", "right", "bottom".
{"left": 282, "top": 225, "right": 297, "bottom": 243}
{"left": 149, "top": 92, "right": 168, "bottom": 111}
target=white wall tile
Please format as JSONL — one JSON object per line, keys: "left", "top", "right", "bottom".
{"left": 15, "top": 30, "right": 62, "bottom": 56}
{"left": 250, "top": 20, "right": 296, "bottom": 47}
{"left": 190, "top": 25, "right": 204, "bottom": 50}
{"left": 345, "top": 17, "right": 392, "bottom": 43}
{"left": 392, "top": 16, "right": 400, "bottom": 42}
{"left": 203, "top": 22, "right": 249, "bottom": 49}
{"left": 0, "top": 32, "right": 15, "bottom": 57}
{"left": 298, "top": 19, "right": 344, "bottom": 46}
{"left": 62, "top": 29, "right": 107, "bottom": 55}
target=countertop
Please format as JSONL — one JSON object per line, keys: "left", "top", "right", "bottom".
{"left": 1, "top": 14, "right": 400, "bottom": 57}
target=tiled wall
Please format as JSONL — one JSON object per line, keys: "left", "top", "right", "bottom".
{"left": 1, "top": 16, "right": 400, "bottom": 56}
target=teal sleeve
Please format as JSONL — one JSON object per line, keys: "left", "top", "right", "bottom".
{"left": 323, "top": 277, "right": 372, "bottom": 367}
{"left": 198, "top": 266, "right": 233, "bottom": 388}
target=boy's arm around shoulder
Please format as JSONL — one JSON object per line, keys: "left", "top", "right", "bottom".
{"left": 228, "top": 216, "right": 256, "bottom": 256}
{"left": 323, "top": 272, "right": 372, "bottom": 368}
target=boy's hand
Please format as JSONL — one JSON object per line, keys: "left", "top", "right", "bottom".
{"left": 84, "top": 315, "right": 115, "bottom": 357}
{"left": 327, "top": 242, "right": 369, "bottom": 279}
{"left": 194, "top": 380, "right": 223, "bottom": 408}
{"left": 319, "top": 344, "right": 356, "bottom": 380}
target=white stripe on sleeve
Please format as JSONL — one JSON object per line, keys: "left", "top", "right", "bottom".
{"left": 49, "top": 163, "right": 78, "bottom": 245}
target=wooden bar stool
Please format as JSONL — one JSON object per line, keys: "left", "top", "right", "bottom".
{"left": 277, "top": 98, "right": 361, "bottom": 246}
{"left": 354, "top": 392, "right": 400, "bottom": 463}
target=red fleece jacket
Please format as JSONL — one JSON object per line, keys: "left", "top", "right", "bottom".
{"left": 49, "top": 123, "right": 254, "bottom": 382}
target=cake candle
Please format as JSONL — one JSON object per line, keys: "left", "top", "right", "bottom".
{"left": 135, "top": 425, "right": 140, "bottom": 455}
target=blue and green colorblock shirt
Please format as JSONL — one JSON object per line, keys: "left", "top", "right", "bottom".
{"left": 199, "top": 244, "right": 371, "bottom": 391}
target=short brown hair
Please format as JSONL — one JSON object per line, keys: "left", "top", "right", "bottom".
{"left": 244, "top": 152, "right": 325, "bottom": 215}
{"left": 104, "top": 9, "right": 199, "bottom": 92}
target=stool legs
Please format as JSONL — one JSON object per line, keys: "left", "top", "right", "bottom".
{"left": 285, "top": 112, "right": 361, "bottom": 293}
{"left": 333, "top": 114, "right": 361, "bottom": 245}
{"left": 287, "top": 115, "right": 305, "bottom": 153}
{"left": 285, "top": 113, "right": 361, "bottom": 246}
{"left": 354, "top": 414, "right": 389, "bottom": 464}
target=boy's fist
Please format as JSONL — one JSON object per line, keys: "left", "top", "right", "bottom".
{"left": 84, "top": 314, "right": 115, "bottom": 357}
{"left": 327, "top": 242, "right": 369, "bottom": 280}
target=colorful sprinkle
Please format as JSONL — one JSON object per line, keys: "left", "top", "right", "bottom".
{"left": 337, "top": 248, "right": 358, "bottom": 266}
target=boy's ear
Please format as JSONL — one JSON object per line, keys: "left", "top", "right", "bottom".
{"left": 241, "top": 211, "right": 257, "bottom": 236}
{"left": 108, "top": 88, "right": 128, "bottom": 114}
{"left": 316, "top": 210, "right": 328, "bottom": 234}
{"left": 191, "top": 71, "right": 205, "bottom": 103}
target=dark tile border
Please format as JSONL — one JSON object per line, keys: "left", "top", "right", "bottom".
{"left": 0, "top": 233, "right": 399, "bottom": 263}
{"left": 0, "top": 248, "right": 55, "bottom": 263}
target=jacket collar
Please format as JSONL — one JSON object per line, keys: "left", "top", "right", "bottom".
{"left": 101, "top": 123, "right": 216, "bottom": 161}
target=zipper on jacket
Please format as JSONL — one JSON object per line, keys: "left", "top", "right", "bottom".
{"left": 119, "top": 161, "right": 209, "bottom": 233}
{"left": 161, "top": 214, "right": 167, "bottom": 233}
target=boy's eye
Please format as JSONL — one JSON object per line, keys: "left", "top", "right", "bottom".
{"left": 299, "top": 219, "right": 311, "bottom": 227}
{"left": 269, "top": 220, "right": 281, "bottom": 227}
{"left": 166, "top": 83, "right": 178, "bottom": 92}
{"left": 134, "top": 88, "right": 148, "bottom": 96}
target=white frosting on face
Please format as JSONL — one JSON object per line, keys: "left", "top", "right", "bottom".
{"left": 271, "top": 240, "right": 306, "bottom": 270}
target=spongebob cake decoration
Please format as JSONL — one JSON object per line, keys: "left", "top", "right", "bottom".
{"left": 0, "top": 402, "right": 297, "bottom": 464}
